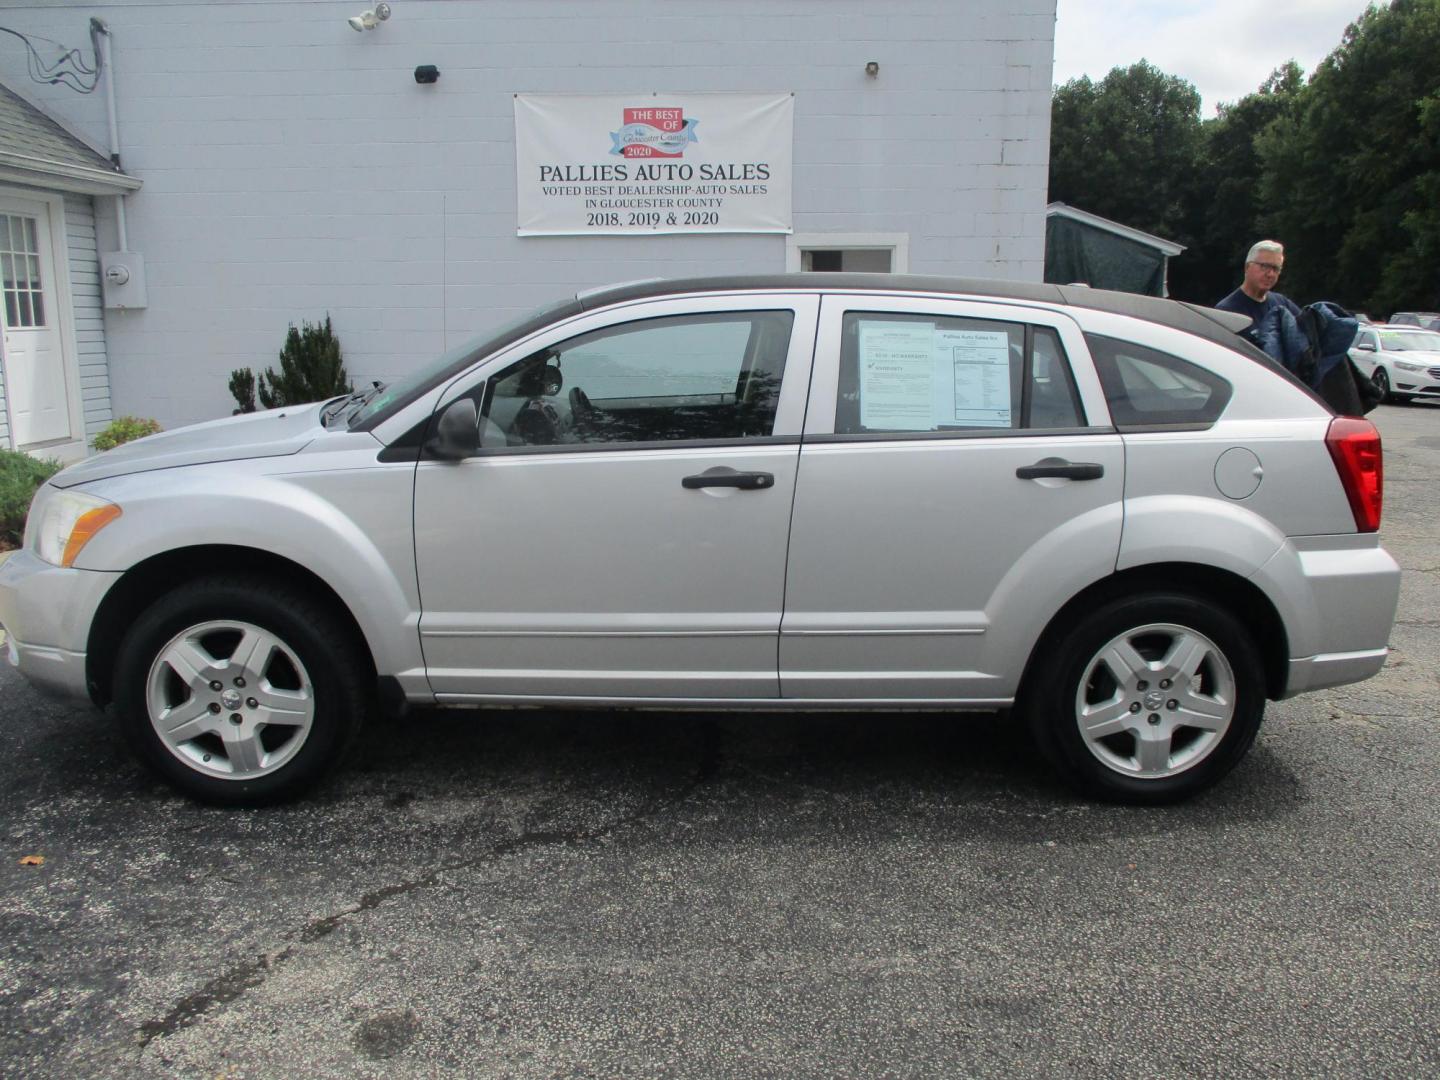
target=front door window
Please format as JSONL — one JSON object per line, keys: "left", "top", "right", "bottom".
{"left": 478, "top": 310, "right": 794, "bottom": 448}
{"left": 1, "top": 214, "right": 46, "bottom": 329}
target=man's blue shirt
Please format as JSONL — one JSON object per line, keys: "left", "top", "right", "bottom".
{"left": 1215, "top": 288, "right": 1301, "bottom": 323}
{"left": 1216, "top": 288, "right": 1307, "bottom": 369}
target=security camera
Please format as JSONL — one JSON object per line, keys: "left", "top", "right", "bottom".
{"left": 347, "top": 4, "right": 389, "bottom": 31}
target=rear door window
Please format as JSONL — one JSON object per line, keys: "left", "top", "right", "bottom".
{"left": 835, "top": 312, "right": 1084, "bottom": 434}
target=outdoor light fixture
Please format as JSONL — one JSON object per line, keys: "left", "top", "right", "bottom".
{"left": 414, "top": 65, "right": 440, "bottom": 84}
{"left": 348, "top": 2, "right": 391, "bottom": 31}
{"left": 865, "top": 60, "right": 879, "bottom": 78}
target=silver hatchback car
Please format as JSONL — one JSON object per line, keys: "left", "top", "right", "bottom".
{"left": 0, "top": 275, "right": 1400, "bottom": 805}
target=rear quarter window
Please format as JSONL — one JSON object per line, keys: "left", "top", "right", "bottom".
{"left": 1085, "top": 333, "right": 1232, "bottom": 430}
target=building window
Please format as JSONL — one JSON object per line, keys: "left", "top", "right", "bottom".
{"left": 787, "top": 232, "right": 909, "bottom": 274}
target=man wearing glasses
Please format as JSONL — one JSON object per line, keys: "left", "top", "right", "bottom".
{"left": 1216, "top": 240, "right": 1305, "bottom": 366}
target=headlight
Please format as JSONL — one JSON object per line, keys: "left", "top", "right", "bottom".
{"left": 25, "top": 489, "right": 123, "bottom": 568}
{"left": 1394, "top": 360, "right": 1426, "bottom": 372}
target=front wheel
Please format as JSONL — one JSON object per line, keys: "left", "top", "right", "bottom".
{"left": 1372, "top": 367, "right": 1391, "bottom": 400}
{"left": 1024, "top": 593, "right": 1266, "bottom": 804}
{"left": 113, "top": 578, "right": 369, "bottom": 805}
{"left": 1373, "top": 367, "right": 1412, "bottom": 403}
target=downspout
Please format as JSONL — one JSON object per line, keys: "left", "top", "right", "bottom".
{"left": 92, "top": 18, "right": 127, "bottom": 250}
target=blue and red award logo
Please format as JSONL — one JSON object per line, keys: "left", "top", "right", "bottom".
{"left": 610, "top": 107, "right": 699, "bottom": 159}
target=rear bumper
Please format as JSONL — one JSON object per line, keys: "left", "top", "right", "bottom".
{"left": 1282, "top": 648, "right": 1390, "bottom": 697}
{"left": 1262, "top": 535, "right": 1400, "bottom": 699}
{"left": 0, "top": 549, "right": 120, "bottom": 702}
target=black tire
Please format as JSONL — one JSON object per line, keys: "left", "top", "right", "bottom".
{"left": 1372, "top": 367, "right": 1390, "bottom": 400}
{"left": 1373, "top": 368, "right": 1415, "bottom": 403}
{"left": 1023, "top": 592, "right": 1266, "bottom": 804}
{"left": 112, "top": 577, "right": 370, "bottom": 805}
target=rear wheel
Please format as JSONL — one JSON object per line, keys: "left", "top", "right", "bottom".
{"left": 113, "top": 578, "right": 369, "bottom": 805}
{"left": 1025, "top": 592, "right": 1266, "bottom": 803}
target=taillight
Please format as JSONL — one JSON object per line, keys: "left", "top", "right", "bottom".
{"left": 1325, "top": 417, "right": 1382, "bottom": 532}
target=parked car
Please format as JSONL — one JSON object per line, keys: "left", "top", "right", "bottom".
{"left": 1349, "top": 324, "right": 1440, "bottom": 402}
{"left": 1388, "top": 311, "right": 1440, "bottom": 331}
{"left": 0, "top": 275, "right": 1400, "bottom": 806}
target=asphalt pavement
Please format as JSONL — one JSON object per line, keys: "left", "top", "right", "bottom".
{"left": 2, "top": 402, "right": 1437, "bottom": 1079}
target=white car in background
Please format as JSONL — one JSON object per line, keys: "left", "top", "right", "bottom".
{"left": 1349, "top": 324, "right": 1440, "bottom": 403}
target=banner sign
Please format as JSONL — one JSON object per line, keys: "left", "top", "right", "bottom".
{"left": 515, "top": 93, "right": 793, "bottom": 236}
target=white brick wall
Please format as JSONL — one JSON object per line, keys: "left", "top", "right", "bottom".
{"left": 1, "top": 0, "right": 1057, "bottom": 429}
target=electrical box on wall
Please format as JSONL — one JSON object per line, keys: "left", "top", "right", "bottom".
{"left": 100, "top": 251, "right": 147, "bottom": 309}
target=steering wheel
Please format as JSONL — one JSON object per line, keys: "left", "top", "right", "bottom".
{"left": 512, "top": 399, "right": 561, "bottom": 445}
{"left": 568, "top": 386, "right": 596, "bottom": 432}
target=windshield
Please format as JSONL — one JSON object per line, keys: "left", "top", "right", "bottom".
{"left": 348, "top": 295, "right": 580, "bottom": 429}
{"left": 1379, "top": 330, "right": 1440, "bottom": 352}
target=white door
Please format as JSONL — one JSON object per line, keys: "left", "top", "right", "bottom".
{"left": 412, "top": 294, "right": 819, "bottom": 702}
{"left": 0, "top": 197, "right": 72, "bottom": 448}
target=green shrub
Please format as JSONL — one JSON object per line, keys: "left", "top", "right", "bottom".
{"left": 229, "top": 367, "right": 257, "bottom": 414}
{"left": 0, "top": 449, "right": 62, "bottom": 549}
{"left": 92, "top": 416, "right": 162, "bottom": 453}
{"left": 258, "top": 315, "right": 352, "bottom": 409}
{"left": 228, "top": 316, "right": 351, "bottom": 414}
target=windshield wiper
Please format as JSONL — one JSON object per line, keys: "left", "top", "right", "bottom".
{"left": 323, "top": 381, "right": 386, "bottom": 427}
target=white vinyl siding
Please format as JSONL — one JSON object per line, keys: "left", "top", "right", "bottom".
{"left": 0, "top": 349, "right": 9, "bottom": 449}
{"left": 62, "top": 193, "right": 112, "bottom": 445}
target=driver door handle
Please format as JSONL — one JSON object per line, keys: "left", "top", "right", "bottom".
{"left": 1015, "top": 459, "right": 1104, "bottom": 481}
{"left": 682, "top": 469, "right": 775, "bottom": 490}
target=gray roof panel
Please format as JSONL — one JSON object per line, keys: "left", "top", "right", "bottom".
{"left": 0, "top": 78, "right": 136, "bottom": 190}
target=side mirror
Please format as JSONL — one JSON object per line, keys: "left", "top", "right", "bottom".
{"left": 426, "top": 398, "right": 479, "bottom": 460}
{"left": 1356, "top": 342, "right": 1376, "bottom": 351}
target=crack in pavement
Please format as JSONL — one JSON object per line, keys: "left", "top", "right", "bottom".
{"left": 134, "top": 723, "right": 723, "bottom": 1050}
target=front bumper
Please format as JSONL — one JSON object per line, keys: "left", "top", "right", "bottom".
{"left": 0, "top": 548, "right": 121, "bottom": 702}
{"left": 1389, "top": 362, "right": 1440, "bottom": 397}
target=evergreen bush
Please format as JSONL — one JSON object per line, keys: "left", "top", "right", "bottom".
{"left": 0, "top": 450, "right": 62, "bottom": 550}
{"left": 257, "top": 315, "right": 352, "bottom": 409}
{"left": 229, "top": 367, "right": 257, "bottom": 414}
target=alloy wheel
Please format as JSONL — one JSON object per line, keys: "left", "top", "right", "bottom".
{"left": 145, "top": 619, "right": 315, "bottom": 779}
{"left": 1074, "top": 622, "right": 1236, "bottom": 779}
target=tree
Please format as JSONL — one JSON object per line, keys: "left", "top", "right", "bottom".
{"left": 1168, "top": 63, "right": 1304, "bottom": 304}
{"left": 1048, "top": 61, "right": 1204, "bottom": 245}
{"left": 1258, "top": 0, "right": 1440, "bottom": 313}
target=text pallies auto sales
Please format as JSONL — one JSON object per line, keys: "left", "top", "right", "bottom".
{"left": 538, "top": 163, "right": 770, "bottom": 182}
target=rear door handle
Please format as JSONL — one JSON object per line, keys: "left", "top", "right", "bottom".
{"left": 1015, "top": 459, "right": 1104, "bottom": 481}
{"left": 682, "top": 469, "right": 775, "bottom": 490}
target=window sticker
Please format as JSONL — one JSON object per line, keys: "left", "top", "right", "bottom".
{"left": 857, "top": 320, "right": 1015, "bottom": 430}
{"left": 934, "top": 328, "right": 1011, "bottom": 427}
{"left": 858, "top": 321, "right": 936, "bottom": 430}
